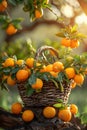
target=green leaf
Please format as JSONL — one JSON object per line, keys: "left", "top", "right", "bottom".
{"left": 8, "top": 0, "right": 24, "bottom": 6}
{"left": 59, "top": 82, "right": 64, "bottom": 92}
{"left": 71, "top": 24, "right": 78, "bottom": 33}
{"left": 0, "top": 15, "right": 11, "bottom": 25}
{"left": 75, "top": 33, "right": 87, "bottom": 39}
{"left": 11, "top": 67, "right": 19, "bottom": 74}
{"left": 8, "top": 0, "right": 17, "bottom": 6}
{"left": 56, "top": 32, "right": 65, "bottom": 38}
{"left": 53, "top": 103, "right": 62, "bottom": 108}
{"left": 0, "top": 0, "right": 3, "bottom": 3}
{"left": 40, "top": 72, "right": 50, "bottom": 81}
{"left": 80, "top": 113, "right": 87, "bottom": 124}
{"left": 3, "top": 67, "right": 11, "bottom": 75}
{"left": 12, "top": 18, "right": 23, "bottom": 29}
{"left": 26, "top": 84, "right": 34, "bottom": 96}
{"left": 1, "top": 83, "right": 9, "bottom": 91}
{"left": 12, "top": 18, "right": 23, "bottom": 24}
{"left": 50, "top": 79, "right": 59, "bottom": 88}
{"left": 28, "top": 73, "right": 37, "bottom": 85}
{"left": 56, "top": 98, "right": 63, "bottom": 103}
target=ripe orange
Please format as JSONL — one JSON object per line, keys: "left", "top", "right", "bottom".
{"left": 24, "top": 67, "right": 31, "bottom": 76}
{"left": 40, "top": 65, "right": 46, "bottom": 72}
{"left": 11, "top": 102, "right": 22, "bottom": 114}
{"left": 70, "top": 39, "right": 80, "bottom": 48}
{"left": 22, "top": 110, "right": 34, "bottom": 122}
{"left": 26, "top": 58, "right": 34, "bottom": 68}
{"left": 58, "top": 108, "right": 72, "bottom": 122}
{"left": 16, "top": 60, "right": 24, "bottom": 66}
{"left": 53, "top": 61, "right": 64, "bottom": 72}
{"left": 35, "top": 9, "right": 43, "bottom": 19}
{"left": 32, "top": 78, "right": 43, "bottom": 89}
{"left": 84, "top": 68, "right": 87, "bottom": 74}
{"left": 65, "top": 67, "right": 75, "bottom": 79}
{"left": 74, "top": 74, "right": 84, "bottom": 85}
{"left": 50, "top": 71, "right": 58, "bottom": 78}
{"left": 16, "top": 69, "right": 29, "bottom": 82}
{"left": 7, "top": 76, "right": 16, "bottom": 86}
{"left": 6, "top": 24, "right": 17, "bottom": 35}
{"left": 43, "top": 106, "right": 56, "bottom": 118}
{"left": 0, "top": 0, "right": 7, "bottom": 12}
{"left": 45, "top": 64, "right": 53, "bottom": 72}
{"left": 61, "top": 38, "right": 71, "bottom": 47}
{"left": 70, "top": 104, "right": 78, "bottom": 115}
{"left": 4, "top": 58, "right": 15, "bottom": 67}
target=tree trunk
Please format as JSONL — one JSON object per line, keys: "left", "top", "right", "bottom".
{"left": 0, "top": 107, "right": 86, "bottom": 130}
{"left": 78, "top": 0, "right": 87, "bottom": 15}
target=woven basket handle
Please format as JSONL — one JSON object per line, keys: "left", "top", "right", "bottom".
{"left": 35, "top": 46, "right": 59, "bottom": 61}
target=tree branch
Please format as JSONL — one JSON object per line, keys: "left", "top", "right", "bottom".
{"left": 77, "top": 0, "right": 87, "bottom": 15}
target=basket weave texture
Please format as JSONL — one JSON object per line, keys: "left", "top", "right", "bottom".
{"left": 17, "top": 46, "right": 71, "bottom": 107}
{"left": 18, "top": 81, "right": 71, "bottom": 107}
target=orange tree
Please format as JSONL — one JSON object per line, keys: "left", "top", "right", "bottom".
{"left": 0, "top": 0, "right": 87, "bottom": 128}
{"left": 0, "top": 0, "right": 50, "bottom": 35}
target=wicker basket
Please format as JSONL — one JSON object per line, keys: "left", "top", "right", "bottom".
{"left": 17, "top": 46, "right": 71, "bottom": 107}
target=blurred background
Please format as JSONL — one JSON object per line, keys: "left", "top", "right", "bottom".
{"left": 0, "top": 0, "right": 87, "bottom": 117}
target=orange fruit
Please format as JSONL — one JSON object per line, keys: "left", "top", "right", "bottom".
{"left": 70, "top": 39, "right": 80, "bottom": 48}
{"left": 0, "top": 0, "right": 7, "bottom": 12}
{"left": 61, "top": 38, "right": 71, "bottom": 47}
{"left": 22, "top": 110, "right": 34, "bottom": 122}
{"left": 16, "top": 69, "right": 29, "bottom": 82}
{"left": 45, "top": 64, "right": 53, "bottom": 72}
{"left": 84, "top": 68, "right": 87, "bottom": 74}
{"left": 6, "top": 24, "right": 17, "bottom": 35}
{"left": 7, "top": 76, "right": 16, "bottom": 86}
{"left": 4, "top": 58, "right": 15, "bottom": 67}
{"left": 70, "top": 80, "right": 76, "bottom": 89}
{"left": 70, "top": 104, "right": 78, "bottom": 115}
{"left": 24, "top": 67, "right": 31, "bottom": 76}
{"left": 58, "top": 108, "right": 72, "bottom": 122}
{"left": 40, "top": 65, "right": 46, "bottom": 72}
{"left": 53, "top": 61, "right": 64, "bottom": 72}
{"left": 11, "top": 102, "right": 22, "bottom": 114}
{"left": 74, "top": 74, "right": 84, "bottom": 85}
{"left": 65, "top": 67, "right": 75, "bottom": 79}
{"left": 2, "top": 75, "right": 8, "bottom": 80}
{"left": 35, "top": 9, "right": 43, "bottom": 19}
{"left": 50, "top": 71, "right": 58, "bottom": 78}
{"left": 16, "top": 60, "right": 24, "bottom": 66}
{"left": 26, "top": 58, "right": 34, "bottom": 68}
{"left": 43, "top": 106, "right": 56, "bottom": 118}
{"left": 32, "top": 78, "right": 43, "bottom": 89}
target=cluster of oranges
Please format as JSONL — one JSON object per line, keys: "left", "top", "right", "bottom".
{"left": 1, "top": 57, "right": 44, "bottom": 89}
{"left": 11, "top": 102, "right": 78, "bottom": 122}
{"left": 0, "top": 0, "right": 17, "bottom": 35}
{"left": 1, "top": 52, "right": 87, "bottom": 90}
{"left": 11, "top": 102, "right": 34, "bottom": 122}
{"left": 61, "top": 38, "right": 80, "bottom": 48}
{"left": 0, "top": 0, "right": 50, "bottom": 35}
{"left": 0, "top": 0, "right": 7, "bottom": 12}
{"left": 0, "top": 42, "right": 87, "bottom": 123}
